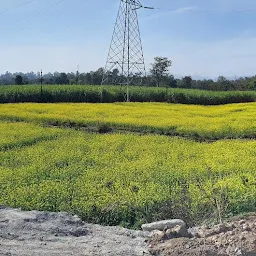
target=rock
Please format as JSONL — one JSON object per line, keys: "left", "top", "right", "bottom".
{"left": 69, "top": 227, "right": 88, "bottom": 237}
{"left": 173, "top": 225, "right": 189, "bottom": 237}
{"left": 165, "top": 225, "right": 189, "bottom": 239}
{"left": 227, "top": 230, "right": 235, "bottom": 236}
{"left": 239, "top": 232, "right": 247, "bottom": 241}
{"left": 188, "top": 226, "right": 201, "bottom": 238}
{"left": 150, "top": 230, "right": 166, "bottom": 241}
{"left": 234, "top": 247, "right": 243, "bottom": 255}
{"left": 141, "top": 219, "right": 186, "bottom": 232}
{"left": 242, "top": 224, "right": 251, "bottom": 232}
{"left": 239, "top": 220, "right": 246, "bottom": 225}
{"left": 214, "top": 224, "right": 229, "bottom": 234}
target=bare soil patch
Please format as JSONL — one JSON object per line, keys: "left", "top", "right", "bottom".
{"left": 0, "top": 206, "right": 255, "bottom": 256}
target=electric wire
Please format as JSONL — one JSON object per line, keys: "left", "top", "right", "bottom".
{"left": 14, "top": 0, "right": 68, "bottom": 24}
{"left": 2, "top": 0, "right": 256, "bottom": 25}
{"left": 0, "top": 0, "right": 38, "bottom": 15}
{"left": 142, "top": 6, "right": 256, "bottom": 15}
{"left": 1, "top": 0, "right": 256, "bottom": 44}
{"left": 15, "top": 0, "right": 93, "bottom": 39}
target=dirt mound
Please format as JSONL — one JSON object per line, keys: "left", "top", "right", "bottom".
{"left": 149, "top": 215, "right": 256, "bottom": 256}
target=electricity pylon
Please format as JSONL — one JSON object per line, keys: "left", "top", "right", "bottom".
{"left": 102, "top": 0, "right": 152, "bottom": 102}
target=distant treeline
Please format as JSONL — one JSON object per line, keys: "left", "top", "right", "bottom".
{"left": 0, "top": 84, "right": 255, "bottom": 105}
{"left": 0, "top": 69, "right": 256, "bottom": 91}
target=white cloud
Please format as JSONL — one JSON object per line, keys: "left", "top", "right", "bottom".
{"left": 174, "top": 6, "right": 198, "bottom": 14}
{"left": 141, "top": 6, "right": 199, "bottom": 21}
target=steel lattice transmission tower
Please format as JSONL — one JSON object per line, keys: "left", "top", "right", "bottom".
{"left": 102, "top": 0, "right": 152, "bottom": 101}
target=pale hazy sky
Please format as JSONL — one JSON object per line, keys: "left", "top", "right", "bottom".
{"left": 1, "top": 0, "right": 256, "bottom": 78}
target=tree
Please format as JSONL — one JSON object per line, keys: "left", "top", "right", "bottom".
{"left": 84, "top": 73, "right": 92, "bottom": 84}
{"left": 182, "top": 76, "right": 193, "bottom": 88}
{"left": 169, "top": 75, "right": 177, "bottom": 88}
{"left": 75, "top": 71, "right": 79, "bottom": 84}
{"left": 56, "top": 73, "right": 69, "bottom": 84}
{"left": 150, "top": 57, "right": 172, "bottom": 87}
{"left": 217, "top": 76, "right": 233, "bottom": 91}
{"left": 111, "top": 68, "right": 119, "bottom": 84}
{"left": 248, "top": 80, "right": 256, "bottom": 90}
{"left": 15, "top": 75, "right": 23, "bottom": 85}
{"left": 89, "top": 68, "right": 104, "bottom": 85}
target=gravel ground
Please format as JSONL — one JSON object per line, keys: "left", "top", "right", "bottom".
{"left": 0, "top": 206, "right": 150, "bottom": 256}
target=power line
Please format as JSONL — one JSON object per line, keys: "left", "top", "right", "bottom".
{"left": 0, "top": 0, "right": 38, "bottom": 15}
{"left": 2, "top": 0, "right": 256, "bottom": 17}
{"left": 2, "top": 0, "right": 256, "bottom": 42}
{"left": 14, "top": 0, "right": 68, "bottom": 24}
{"left": 144, "top": 6, "right": 256, "bottom": 15}
{"left": 13, "top": 0, "right": 92, "bottom": 36}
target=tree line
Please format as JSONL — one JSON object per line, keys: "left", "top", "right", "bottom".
{"left": 0, "top": 57, "right": 256, "bottom": 91}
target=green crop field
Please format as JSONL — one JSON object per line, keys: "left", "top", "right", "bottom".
{"left": 0, "top": 102, "right": 255, "bottom": 228}
{"left": 0, "top": 84, "right": 256, "bottom": 105}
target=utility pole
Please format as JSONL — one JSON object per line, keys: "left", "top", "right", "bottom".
{"left": 102, "top": 0, "right": 152, "bottom": 102}
{"left": 40, "top": 69, "right": 43, "bottom": 101}
{"left": 76, "top": 64, "right": 80, "bottom": 85}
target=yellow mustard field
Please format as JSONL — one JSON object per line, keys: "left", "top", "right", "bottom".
{"left": 0, "top": 102, "right": 255, "bottom": 139}
{"left": 0, "top": 121, "right": 63, "bottom": 150}
{"left": 0, "top": 119, "right": 255, "bottom": 227}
